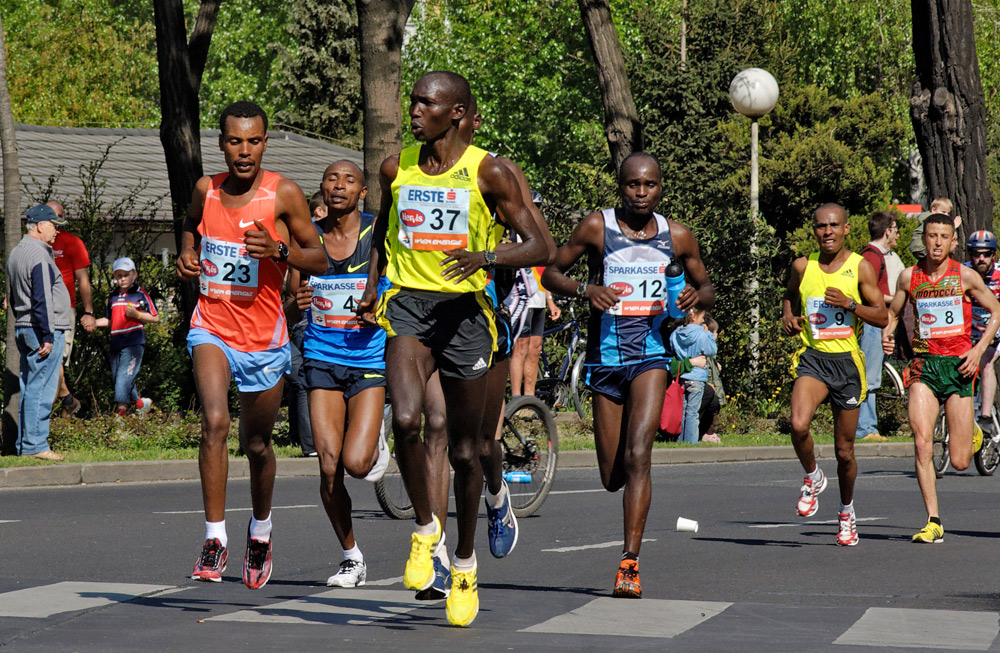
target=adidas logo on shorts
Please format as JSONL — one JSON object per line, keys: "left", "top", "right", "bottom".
{"left": 472, "top": 357, "right": 488, "bottom": 371}
{"left": 846, "top": 396, "right": 858, "bottom": 405}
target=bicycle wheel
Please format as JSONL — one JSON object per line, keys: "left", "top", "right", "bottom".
{"left": 570, "top": 351, "right": 592, "bottom": 422}
{"left": 373, "top": 404, "right": 415, "bottom": 520}
{"left": 975, "top": 408, "right": 1000, "bottom": 476}
{"left": 501, "top": 395, "right": 558, "bottom": 518}
{"left": 932, "top": 410, "right": 950, "bottom": 478}
{"left": 880, "top": 360, "right": 905, "bottom": 398}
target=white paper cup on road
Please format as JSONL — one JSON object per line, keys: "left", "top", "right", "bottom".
{"left": 676, "top": 517, "right": 699, "bottom": 533}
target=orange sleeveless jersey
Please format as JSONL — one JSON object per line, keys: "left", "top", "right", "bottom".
{"left": 190, "top": 170, "right": 289, "bottom": 352}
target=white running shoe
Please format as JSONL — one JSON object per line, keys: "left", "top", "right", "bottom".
{"left": 326, "top": 559, "right": 367, "bottom": 587}
{"left": 796, "top": 469, "right": 827, "bottom": 517}
{"left": 364, "top": 427, "right": 389, "bottom": 482}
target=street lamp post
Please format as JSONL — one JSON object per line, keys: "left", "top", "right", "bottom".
{"left": 729, "top": 68, "right": 779, "bottom": 374}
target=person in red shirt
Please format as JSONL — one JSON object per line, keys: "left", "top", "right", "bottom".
{"left": 47, "top": 200, "right": 96, "bottom": 417}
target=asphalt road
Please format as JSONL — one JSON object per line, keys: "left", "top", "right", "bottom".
{"left": 2, "top": 458, "right": 1000, "bottom": 651}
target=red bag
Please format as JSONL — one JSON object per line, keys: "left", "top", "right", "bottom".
{"left": 659, "top": 380, "right": 684, "bottom": 436}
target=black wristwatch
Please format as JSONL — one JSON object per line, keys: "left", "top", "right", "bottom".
{"left": 276, "top": 241, "right": 289, "bottom": 262}
{"left": 483, "top": 250, "right": 497, "bottom": 269}
{"left": 847, "top": 299, "right": 858, "bottom": 313}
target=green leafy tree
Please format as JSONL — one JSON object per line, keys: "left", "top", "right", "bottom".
{"left": 270, "top": 0, "right": 361, "bottom": 145}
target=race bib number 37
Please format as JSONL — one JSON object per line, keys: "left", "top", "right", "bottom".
{"left": 308, "top": 275, "right": 366, "bottom": 329}
{"left": 604, "top": 262, "right": 669, "bottom": 316}
{"left": 199, "top": 236, "right": 259, "bottom": 301}
{"left": 916, "top": 296, "right": 964, "bottom": 339}
{"left": 396, "top": 185, "right": 470, "bottom": 251}
{"left": 805, "top": 297, "right": 854, "bottom": 340}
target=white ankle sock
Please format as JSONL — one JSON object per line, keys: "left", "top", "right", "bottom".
{"left": 343, "top": 544, "right": 363, "bottom": 563}
{"left": 249, "top": 513, "right": 272, "bottom": 542}
{"left": 415, "top": 516, "right": 437, "bottom": 536}
{"left": 452, "top": 551, "right": 476, "bottom": 571}
{"left": 485, "top": 481, "right": 507, "bottom": 509}
{"left": 807, "top": 467, "right": 823, "bottom": 482}
{"left": 840, "top": 502, "right": 854, "bottom": 515}
{"left": 205, "top": 520, "right": 227, "bottom": 548}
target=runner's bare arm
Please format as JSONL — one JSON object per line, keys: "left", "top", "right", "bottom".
{"left": 176, "top": 177, "right": 211, "bottom": 279}
{"left": 959, "top": 266, "right": 1000, "bottom": 375}
{"left": 440, "top": 157, "right": 550, "bottom": 283}
{"left": 828, "top": 258, "right": 887, "bottom": 329}
{"left": 356, "top": 155, "right": 398, "bottom": 323}
{"left": 246, "top": 178, "right": 326, "bottom": 275}
{"left": 781, "top": 257, "right": 807, "bottom": 336}
{"left": 541, "top": 212, "right": 621, "bottom": 312}
{"left": 881, "top": 269, "right": 911, "bottom": 353}
{"left": 668, "top": 219, "right": 715, "bottom": 312}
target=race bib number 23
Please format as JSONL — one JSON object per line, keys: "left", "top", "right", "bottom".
{"left": 396, "top": 185, "right": 470, "bottom": 251}
{"left": 199, "top": 236, "right": 259, "bottom": 301}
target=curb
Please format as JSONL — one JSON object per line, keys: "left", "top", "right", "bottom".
{"left": 0, "top": 442, "right": 913, "bottom": 490}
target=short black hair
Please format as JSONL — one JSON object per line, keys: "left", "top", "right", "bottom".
{"left": 219, "top": 101, "right": 268, "bottom": 133}
{"left": 618, "top": 152, "right": 660, "bottom": 183}
{"left": 868, "top": 210, "right": 895, "bottom": 240}
{"left": 421, "top": 71, "right": 472, "bottom": 107}
{"left": 924, "top": 212, "right": 954, "bottom": 231}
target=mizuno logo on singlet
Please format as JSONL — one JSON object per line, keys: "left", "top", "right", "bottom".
{"left": 348, "top": 262, "right": 367, "bottom": 272}
{"left": 450, "top": 167, "right": 470, "bottom": 182}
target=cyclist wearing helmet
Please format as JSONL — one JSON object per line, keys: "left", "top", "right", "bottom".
{"left": 964, "top": 229, "right": 1000, "bottom": 435}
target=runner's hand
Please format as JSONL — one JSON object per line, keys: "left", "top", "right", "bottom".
{"left": 958, "top": 345, "right": 982, "bottom": 377}
{"left": 882, "top": 333, "right": 895, "bottom": 356}
{"left": 676, "top": 284, "right": 699, "bottom": 312}
{"left": 295, "top": 283, "right": 314, "bottom": 312}
{"left": 586, "top": 284, "right": 621, "bottom": 312}
{"left": 355, "top": 287, "right": 378, "bottom": 326}
{"left": 176, "top": 247, "right": 201, "bottom": 279}
{"left": 440, "top": 248, "right": 484, "bottom": 283}
{"left": 823, "top": 286, "right": 851, "bottom": 309}
{"left": 782, "top": 314, "right": 806, "bottom": 336}
{"left": 244, "top": 219, "right": 279, "bottom": 259}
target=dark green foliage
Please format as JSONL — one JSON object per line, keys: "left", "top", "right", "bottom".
{"left": 269, "top": 0, "right": 362, "bottom": 144}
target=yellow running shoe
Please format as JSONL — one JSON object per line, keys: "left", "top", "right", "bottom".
{"left": 404, "top": 514, "right": 441, "bottom": 590}
{"left": 911, "top": 520, "right": 944, "bottom": 544}
{"left": 446, "top": 562, "right": 479, "bottom": 627}
{"left": 974, "top": 424, "right": 984, "bottom": 453}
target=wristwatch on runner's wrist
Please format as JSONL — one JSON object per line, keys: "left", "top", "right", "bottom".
{"left": 276, "top": 241, "right": 289, "bottom": 262}
{"left": 483, "top": 250, "right": 497, "bottom": 269}
{"left": 847, "top": 299, "right": 858, "bottom": 313}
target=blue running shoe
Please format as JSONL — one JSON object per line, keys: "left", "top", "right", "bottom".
{"left": 415, "top": 554, "right": 450, "bottom": 600}
{"left": 486, "top": 481, "right": 518, "bottom": 558}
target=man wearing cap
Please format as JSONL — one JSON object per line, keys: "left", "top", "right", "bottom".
{"left": 47, "top": 200, "right": 96, "bottom": 417}
{"left": 6, "top": 204, "right": 73, "bottom": 461}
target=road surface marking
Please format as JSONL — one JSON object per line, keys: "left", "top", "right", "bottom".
{"left": 543, "top": 538, "right": 655, "bottom": 553}
{"left": 547, "top": 488, "right": 606, "bottom": 496}
{"left": 834, "top": 607, "right": 999, "bottom": 650}
{"left": 154, "top": 504, "right": 317, "bottom": 515}
{"left": 207, "top": 589, "right": 435, "bottom": 626}
{"left": 0, "top": 520, "right": 20, "bottom": 524}
{"left": 748, "top": 517, "right": 885, "bottom": 529}
{"left": 522, "top": 597, "right": 731, "bottom": 638}
{"left": 0, "top": 581, "right": 174, "bottom": 618}
{"left": 366, "top": 576, "right": 403, "bottom": 587}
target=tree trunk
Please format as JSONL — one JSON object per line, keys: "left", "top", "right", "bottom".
{"left": 0, "top": 11, "right": 22, "bottom": 453}
{"left": 153, "top": 0, "right": 220, "bottom": 320}
{"left": 578, "top": 0, "right": 644, "bottom": 175}
{"left": 910, "top": 0, "right": 993, "bottom": 256}
{"left": 356, "top": 0, "right": 415, "bottom": 216}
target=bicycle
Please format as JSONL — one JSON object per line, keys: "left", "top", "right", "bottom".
{"left": 931, "top": 370, "right": 1000, "bottom": 478}
{"left": 533, "top": 303, "right": 590, "bottom": 420}
{"left": 374, "top": 394, "right": 559, "bottom": 519}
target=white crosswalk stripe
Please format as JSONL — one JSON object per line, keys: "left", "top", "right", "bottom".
{"left": 834, "top": 607, "right": 1000, "bottom": 650}
{"left": 206, "top": 589, "right": 437, "bottom": 626}
{"left": 0, "top": 581, "right": 174, "bottom": 618}
{"left": 522, "top": 597, "right": 732, "bottom": 638}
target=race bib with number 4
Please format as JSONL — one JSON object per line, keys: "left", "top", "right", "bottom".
{"left": 916, "top": 296, "right": 964, "bottom": 339}
{"left": 604, "top": 262, "right": 669, "bottom": 316}
{"left": 805, "top": 297, "right": 854, "bottom": 340}
{"left": 396, "top": 185, "right": 470, "bottom": 251}
{"left": 199, "top": 236, "right": 259, "bottom": 301}
{"left": 308, "top": 275, "right": 367, "bottom": 330}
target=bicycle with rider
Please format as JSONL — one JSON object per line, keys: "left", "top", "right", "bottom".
{"left": 964, "top": 230, "right": 1000, "bottom": 435}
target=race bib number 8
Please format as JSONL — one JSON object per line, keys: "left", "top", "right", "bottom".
{"left": 199, "top": 236, "right": 259, "bottom": 300}
{"left": 805, "top": 297, "right": 853, "bottom": 340}
{"left": 916, "top": 296, "right": 964, "bottom": 339}
{"left": 396, "top": 185, "right": 470, "bottom": 251}
{"left": 308, "top": 275, "right": 367, "bottom": 329}
{"left": 604, "top": 262, "right": 668, "bottom": 317}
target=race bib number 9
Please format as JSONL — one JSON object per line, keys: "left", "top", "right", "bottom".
{"left": 308, "top": 275, "right": 367, "bottom": 329}
{"left": 396, "top": 185, "right": 470, "bottom": 251}
{"left": 971, "top": 306, "right": 990, "bottom": 343}
{"left": 916, "top": 296, "right": 964, "bottom": 339}
{"left": 199, "top": 236, "right": 259, "bottom": 301}
{"left": 604, "top": 262, "right": 669, "bottom": 317}
{"left": 805, "top": 297, "right": 854, "bottom": 340}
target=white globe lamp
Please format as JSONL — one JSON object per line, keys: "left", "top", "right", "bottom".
{"left": 729, "top": 68, "right": 779, "bottom": 118}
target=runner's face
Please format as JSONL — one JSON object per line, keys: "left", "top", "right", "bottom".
{"left": 923, "top": 223, "right": 954, "bottom": 263}
{"left": 409, "top": 79, "right": 464, "bottom": 142}
{"left": 619, "top": 160, "right": 662, "bottom": 217}
{"left": 969, "top": 248, "right": 996, "bottom": 276}
{"left": 812, "top": 211, "right": 847, "bottom": 254}
{"left": 220, "top": 116, "right": 267, "bottom": 181}
{"left": 321, "top": 162, "right": 366, "bottom": 214}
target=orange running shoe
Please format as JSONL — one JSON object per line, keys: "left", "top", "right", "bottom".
{"left": 612, "top": 558, "right": 641, "bottom": 598}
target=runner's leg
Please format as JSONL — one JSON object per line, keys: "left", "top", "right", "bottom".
{"left": 310, "top": 388, "right": 353, "bottom": 548}
{"left": 908, "top": 382, "right": 941, "bottom": 518}
{"left": 441, "top": 373, "right": 490, "bottom": 559}
{"left": 238, "top": 380, "right": 284, "bottom": 522}
{"left": 789, "top": 376, "right": 829, "bottom": 475}
{"left": 831, "top": 406, "right": 859, "bottom": 505}
{"left": 480, "top": 358, "right": 510, "bottom": 496}
{"left": 424, "top": 372, "right": 450, "bottom": 528}
{"left": 593, "top": 393, "right": 627, "bottom": 493}
{"left": 192, "top": 344, "right": 234, "bottom": 522}
{"left": 944, "top": 393, "right": 974, "bottom": 471}
{"left": 620, "top": 368, "right": 667, "bottom": 555}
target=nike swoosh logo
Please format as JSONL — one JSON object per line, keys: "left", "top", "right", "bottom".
{"left": 239, "top": 218, "right": 258, "bottom": 229}
{"left": 348, "top": 262, "right": 367, "bottom": 272}
{"left": 263, "top": 366, "right": 283, "bottom": 375}
{"left": 364, "top": 373, "right": 384, "bottom": 379}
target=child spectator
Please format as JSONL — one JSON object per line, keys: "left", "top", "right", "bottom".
{"left": 94, "top": 257, "right": 158, "bottom": 417}
{"left": 670, "top": 309, "right": 717, "bottom": 443}
{"left": 700, "top": 316, "right": 725, "bottom": 443}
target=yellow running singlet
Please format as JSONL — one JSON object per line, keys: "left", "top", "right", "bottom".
{"left": 797, "top": 251, "right": 864, "bottom": 354}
